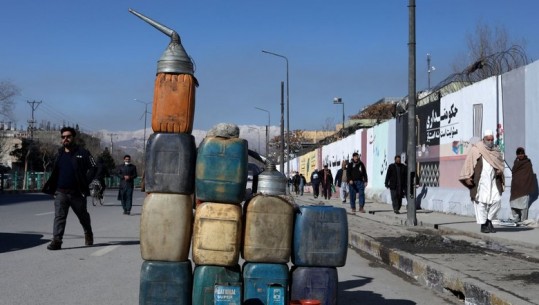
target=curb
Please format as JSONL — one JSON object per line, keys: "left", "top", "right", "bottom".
{"left": 348, "top": 230, "right": 534, "bottom": 305}
{"left": 368, "top": 209, "right": 539, "bottom": 252}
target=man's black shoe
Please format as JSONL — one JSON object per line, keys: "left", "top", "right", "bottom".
{"left": 480, "top": 223, "right": 490, "bottom": 233}
{"left": 85, "top": 233, "right": 94, "bottom": 246}
{"left": 394, "top": 210, "right": 400, "bottom": 214}
{"left": 47, "top": 239, "right": 62, "bottom": 250}
{"left": 487, "top": 220, "right": 497, "bottom": 233}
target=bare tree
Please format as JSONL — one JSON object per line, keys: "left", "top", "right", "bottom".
{"left": 0, "top": 81, "right": 20, "bottom": 162}
{"left": 268, "top": 129, "right": 307, "bottom": 163}
{"left": 451, "top": 22, "right": 528, "bottom": 77}
{"left": 0, "top": 80, "right": 20, "bottom": 120}
{"left": 39, "top": 141, "right": 57, "bottom": 173}
{"left": 321, "top": 117, "right": 335, "bottom": 132}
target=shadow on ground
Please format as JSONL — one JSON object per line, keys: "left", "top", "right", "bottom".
{"left": 0, "top": 232, "right": 48, "bottom": 253}
{"left": 338, "top": 276, "right": 417, "bottom": 305}
{"left": 0, "top": 193, "right": 52, "bottom": 206}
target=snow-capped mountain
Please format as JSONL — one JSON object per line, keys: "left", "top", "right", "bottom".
{"left": 93, "top": 125, "right": 280, "bottom": 156}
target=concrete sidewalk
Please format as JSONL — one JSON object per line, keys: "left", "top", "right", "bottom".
{"left": 294, "top": 194, "right": 539, "bottom": 305}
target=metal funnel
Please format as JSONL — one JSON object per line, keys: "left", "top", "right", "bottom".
{"left": 129, "top": 8, "right": 195, "bottom": 76}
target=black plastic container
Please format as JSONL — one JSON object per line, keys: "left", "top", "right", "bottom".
{"left": 144, "top": 133, "right": 196, "bottom": 194}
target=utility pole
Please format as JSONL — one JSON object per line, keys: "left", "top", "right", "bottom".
{"left": 27, "top": 100, "right": 42, "bottom": 139}
{"left": 280, "top": 81, "right": 285, "bottom": 175}
{"left": 108, "top": 133, "right": 117, "bottom": 157}
{"left": 134, "top": 99, "right": 152, "bottom": 164}
{"left": 406, "top": 0, "right": 418, "bottom": 226}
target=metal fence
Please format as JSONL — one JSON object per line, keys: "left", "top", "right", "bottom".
{"left": 0, "top": 172, "right": 142, "bottom": 192}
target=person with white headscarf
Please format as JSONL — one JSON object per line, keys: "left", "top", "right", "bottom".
{"left": 459, "top": 129, "right": 505, "bottom": 233}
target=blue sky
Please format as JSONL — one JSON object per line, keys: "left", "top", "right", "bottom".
{"left": 2, "top": 0, "right": 538, "bottom": 133}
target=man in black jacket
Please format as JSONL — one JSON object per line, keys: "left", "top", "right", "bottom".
{"left": 346, "top": 152, "right": 368, "bottom": 214}
{"left": 116, "top": 155, "right": 138, "bottom": 215}
{"left": 42, "top": 127, "right": 97, "bottom": 250}
{"left": 385, "top": 155, "right": 407, "bottom": 214}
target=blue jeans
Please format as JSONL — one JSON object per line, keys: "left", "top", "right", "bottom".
{"left": 349, "top": 181, "right": 365, "bottom": 210}
{"left": 119, "top": 187, "right": 134, "bottom": 213}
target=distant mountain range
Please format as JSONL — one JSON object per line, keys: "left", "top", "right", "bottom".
{"left": 93, "top": 125, "right": 280, "bottom": 156}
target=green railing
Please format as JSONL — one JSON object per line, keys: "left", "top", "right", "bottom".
{"left": 0, "top": 172, "right": 142, "bottom": 191}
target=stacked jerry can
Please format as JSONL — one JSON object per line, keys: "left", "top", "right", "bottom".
{"left": 242, "top": 164, "right": 292, "bottom": 305}
{"left": 129, "top": 9, "right": 198, "bottom": 305}
{"left": 290, "top": 205, "right": 348, "bottom": 305}
{"left": 130, "top": 9, "right": 349, "bottom": 305}
{"left": 192, "top": 124, "right": 247, "bottom": 305}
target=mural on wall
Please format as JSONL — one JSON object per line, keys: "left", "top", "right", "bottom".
{"left": 371, "top": 122, "right": 391, "bottom": 189}
{"left": 438, "top": 90, "right": 476, "bottom": 160}
{"left": 365, "top": 120, "right": 397, "bottom": 190}
{"left": 320, "top": 131, "right": 363, "bottom": 177}
{"left": 439, "top": 103, "right": 459, "bottom": 139}
{"left": 299, "top": 150, "right": 318, "bottom": 179}
{"left": 342, "top": 131, "right": 362, "bottom": 162}
{"left": 419, "top": 161, "right": 440, "bottom": 187}
{"left": 321, "top": 141, "right": 342, "bottom": 176}
{"left": 496, "top": 123, "right": 505, "bottom": 154}
{"left": 365, "top": 128, "right": 374, "bottom": 188}
{"left": 418, "top": 99, "right": 441, "bottom": 146}
{"left": 416, "top": 99, "right": 441, "bottom": 186}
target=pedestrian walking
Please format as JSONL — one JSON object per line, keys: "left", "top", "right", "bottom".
{"left": 335, "top": 160, "right": 349, "bottom": 203}
{"left": 299, "top": 173, "right": 306, "bottom": 196}
{"left": 385, "top": 155, "right": 407, "bottom": 214}
{"left": 310, "top": 169, "right": 320, "bottom": 198}
{"left": 347, "top": 152, "right": 368, "bottom": 214}
{"left": 320, "top": 164, "right": 334, "bottom": 200}
{"left": 509, "top": 147, "right": 536, "bottom": 222}
{"left": 459, "top": 129, "right": 505, "bottom": 233}
{"left": 292, "top": 171, "right": 300, "bottom": 195}
{"left": 42, "top": 127, "right": 97, "bottom": 250}
{"left": 116, "top": 155, "right": 138, "bottom": 215}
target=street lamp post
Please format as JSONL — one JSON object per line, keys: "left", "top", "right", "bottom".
{"left": 262, "top": 50, "right": 289, "bottom": 176}
{"left": 333, "top": 97, "right": 345, "bottom": 138}
{"left": 427, "top": 53, "right": 435, "bottom": 90}
{"left": 254, "top": 107, "right": 270, "bottom": 157}
{"left": 134, "top": 99, "right": 152, "bottom": 163}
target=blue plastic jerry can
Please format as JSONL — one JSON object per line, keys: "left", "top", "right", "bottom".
{"left": 214, "top": 282, "right": 242, "bottom": 305}
{"left": 267, "top": 283, "right": 285, "bottom": 305}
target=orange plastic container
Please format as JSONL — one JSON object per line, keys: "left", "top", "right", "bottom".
{"left": 152, "top": 73, "right": 196, "bottom": 133}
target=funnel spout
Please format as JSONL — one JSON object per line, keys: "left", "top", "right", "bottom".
{"left": 129, "top": 8, "right": 176, "bottom": 39}
{"left": 129, "top": 8, "right": 194, "bottom": 75}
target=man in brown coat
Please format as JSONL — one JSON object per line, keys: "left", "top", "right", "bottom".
{"left": 510, "top": 147, "right": 536, "bottom": 222}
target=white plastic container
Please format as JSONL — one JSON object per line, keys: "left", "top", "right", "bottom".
{"left": 140, "top": 193, "right": 193, "bottom": 261}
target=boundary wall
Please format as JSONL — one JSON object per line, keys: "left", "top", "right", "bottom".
{"left": 288, "top": 60, "right": 539, "bottom": 220}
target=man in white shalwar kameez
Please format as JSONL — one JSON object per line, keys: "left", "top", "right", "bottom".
{"left": 459, "top": 130, "right": 505, "bottom": 233}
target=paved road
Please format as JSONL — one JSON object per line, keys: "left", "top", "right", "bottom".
{"left": 1, "top": 191, "right": 459, "bottom": 305}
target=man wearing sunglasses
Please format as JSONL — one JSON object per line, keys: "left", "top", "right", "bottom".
{"left": 42, "top": 127, "right": 97, "bottom": 250}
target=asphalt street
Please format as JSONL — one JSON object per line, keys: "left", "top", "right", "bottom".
{"left": 1, "top": 190, "right": 460, "bottom": 305}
